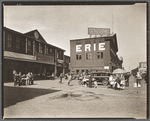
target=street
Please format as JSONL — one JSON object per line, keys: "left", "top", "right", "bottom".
{"left": 3, "top": 75, "right": 147, "bottom": 119}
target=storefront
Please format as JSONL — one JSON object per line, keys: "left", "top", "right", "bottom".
{"left": 3, "top": 27, "right": 68, "bottom": 82}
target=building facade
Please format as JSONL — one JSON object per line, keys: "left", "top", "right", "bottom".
{"left": 70, "top": 34, "right": 123, "bottom": 74}
{"left": 3, "top": 27, "right": 69, "bottom": 82}
{"left": 139, "top": 62, "right": 147, "bottom": 74}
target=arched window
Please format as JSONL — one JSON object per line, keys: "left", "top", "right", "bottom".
{"left": 16, "top": 37, "right": 20, "bottom": 49}
{"left": 46, "top": 46, "right": 49, "bottom": 54}
{"left": 27, "top": 40, "right": 32, "bottom": 53}
{"left": 39, "top": 43, "right": 43, "bottom": 53}
{"left": 7, "top": 33, "right": 12, "bottom": 48}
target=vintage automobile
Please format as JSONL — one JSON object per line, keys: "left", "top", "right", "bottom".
{"left": 91, "top": 72, "right": 111, "bottom": 86}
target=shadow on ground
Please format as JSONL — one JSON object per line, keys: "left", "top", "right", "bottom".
{"left": 3, "top": 86, "right": 61, "bottom": 108}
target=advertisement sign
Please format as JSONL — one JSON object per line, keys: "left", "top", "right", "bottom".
{"left": 88, "top": 28, "right": 110, "bottom": 36}
{"left": 104, "top": 66, "right": 109, "bottom": 70}
{"left": 37, "top": 53, "right": 54, "bottom": 63}
{"left": 57, "top": 59, "right": 64, "bottom": 64}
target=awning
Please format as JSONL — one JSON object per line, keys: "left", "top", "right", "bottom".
{"left": 4, "top": 51, "right": 36, "bottom": 60}
{"left": 4, "top": 51, "right": 55, "bottom": 65}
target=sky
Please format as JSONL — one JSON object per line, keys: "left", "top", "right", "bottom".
{"left": 4, "top": 3, "right": 147, "bottom": 71}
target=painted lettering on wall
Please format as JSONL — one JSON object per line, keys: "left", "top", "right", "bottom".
{"left": 85, "top": 44, "right": 91, "bottom": 51}
{"left": 76, "top": 43, "right": 105, "bottom": 52}
{"left": 76, "top": 45, "right": 82, "bottom": 52}
{"left": 99, "top": 43, "right": 105, "bottom": 50}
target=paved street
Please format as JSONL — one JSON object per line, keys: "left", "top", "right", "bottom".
{"left": 3, "top": 75, "right": 147, "bottom": 119}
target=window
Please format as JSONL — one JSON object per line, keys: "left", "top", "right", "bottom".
{"left": 76, "top": 70, "right": 79, "bottom": 74}
{"left": 35, "top": 42, "right": 38, "bottom": 54}
{"left": 57, "top": 52, "right": 59, "bottom": 58}
{"left": 60, "top": 51, "right": 63, "bottom": 59}
{"left": 76, "top": 54, "right": 82, "bottom": 60}
{"left": 49, "top": 46, "right": 54, "bottom": 55}
{"left": 27, "top": 40, "right": 32, "bottom": 53}
{"left": 7, "top": 33, "right": 12, "bottom": 48}
{"left": 50, "top": 47, "right": 52, "bottom": 53}
{"left": 101, "top": 52, "right": 103, "bottom": 59}
{"left": 39, "top": 43, "right": 43, "bottom": 53}
{"left": 46, "top": 46, "right": 49, "bottom": 54}
{"left": 51, "top": 48, "right": 54, "bottom": 56}
{"left": 57, "top": 50, "right": 63, "bottom": 59}
{"left": 86, "top": 52, "right": 92, "bottom": 59}
{"left": 16, "top": 37, "right": 20, "bottom": 49}
{"left": 97, "top": 52, "right": 100, "bottom": 59}
{"left": 86, "top": 70, "right": 88, "bottom": 73}
{"left": 66, "top": 58, "right": 69, "bottom": 63}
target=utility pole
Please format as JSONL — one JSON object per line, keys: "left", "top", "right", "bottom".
{"left": 112, "top": 13, "right": 114, "bottom": 34}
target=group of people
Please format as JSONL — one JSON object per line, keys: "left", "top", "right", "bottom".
{"left": 58, "top": 73, "right": 73, "bottom": 85}
{"left": 58, "top": 70, "right": 142, "bottom": 89}
{"left": 78, "top": 74, "right": 98, "bottom": 88}
{"left": 13, "top": 72, "right": 34, "bottom": 86}
{"left": 108, "top": 73, "right": 129, "bottom": 90}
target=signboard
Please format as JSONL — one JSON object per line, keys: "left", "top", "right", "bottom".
{"left": 57, "top": 59, "right": 64, "bottom": 64}
{"left": 76, "top": 43, "right": 105, "bottom": 52}
{"left": 37, "top": 53, "right": 54, "bottom": 63}
{"left": 88, "top": 28, "right": 110, "bottom": 36}
{"left": 91, "top": 69, "right": 110, "bottom": 73}
{"left": 104, "top": 66, "right": 109, "bottom": 70}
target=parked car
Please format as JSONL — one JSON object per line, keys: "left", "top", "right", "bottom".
{"left": 91, "top": 72, "right": 111, "bottom": 86}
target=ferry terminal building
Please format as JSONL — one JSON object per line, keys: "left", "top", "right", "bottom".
{"left": 3, "top": 27, "right": 70, "bottom": 82}
{"left": 70, "top": 33, "right": 123, "bottom": 74}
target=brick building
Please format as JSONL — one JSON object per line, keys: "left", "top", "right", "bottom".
{"left": 3, "top": 27, "right": 70, "bottom": 82}
{"left": 70, "top": 33, "right": 123, "bottom": 74}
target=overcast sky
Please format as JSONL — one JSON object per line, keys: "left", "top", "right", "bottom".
{"left": 4, "top": 3, "right": 147, "bottom": 71}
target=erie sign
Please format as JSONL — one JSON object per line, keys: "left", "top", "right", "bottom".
{"left": 76, "top": 43, "right": 105, "bottom": 52}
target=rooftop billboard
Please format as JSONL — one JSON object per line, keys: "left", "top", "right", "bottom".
{"left": 88, "top": 28, "right": 110, "bottom": 36}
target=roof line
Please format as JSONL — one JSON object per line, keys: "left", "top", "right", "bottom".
{"left": 3, "top": 27, "right": 65, "bottom": 51}
{"left": 70, "top": 34, "right": 116, "bottom": 41}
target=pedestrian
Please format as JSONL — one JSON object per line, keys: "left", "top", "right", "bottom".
{"left": 51, "top": 73, "right": 54, "bottom": 80}
{"left": 136, "top": 71, "right": 142, "bottom": 87}
{"left": 94, "top": 80, "right": 98, "bottom": 88}
{"left": 13, "top": 71, "right": 17, "bottom": 86}
{"left": 108, "top": 74, "right": 113, "bottom": 88}
{"left": 65, "top": 73, "right": 68, "bottom": 80}
{"left": 89, "top": 74, "right": 92, "bottom": 88}
{"left": 114, "top": 75, "right": 121, "bottom": 90}
{"left": 68, "top": 74, "right": 72, "bottom": 86}
{"left": 59, "top": 73, "right": 64, "bottom": 83}
{"left": 78, "top": 74, "right": 83, "bottom": 85}
{"left": 18, "top": 72, "right": 22, "bottom": 86}
{"left": 30, "top": 72, "right": 34, "bottom": 85}
{"left": 82, "top": 75, "right": 88, "bottom": 87}
{"left": 26, "top": 72, "right": 31, "bottom": 85}
{"left": 124, "top": 73, "right": 130, "bottom": 87}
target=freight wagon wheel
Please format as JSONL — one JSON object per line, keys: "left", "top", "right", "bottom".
{"left": 102, "top": 79, "right": 108, "bottom": 86}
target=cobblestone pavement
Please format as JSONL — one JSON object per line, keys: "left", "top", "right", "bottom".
{"left": 3, "top": 75, "right": 147, "bottom": 119}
